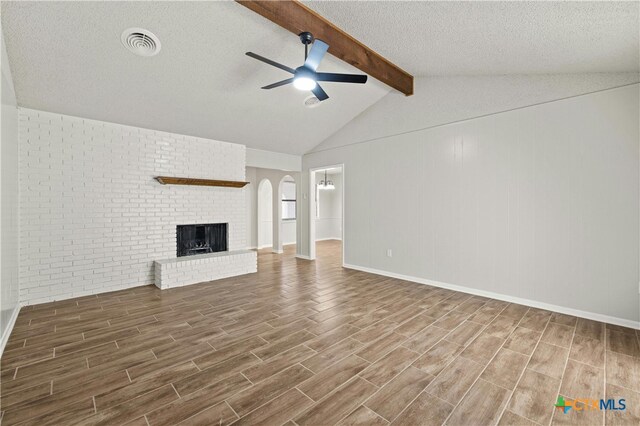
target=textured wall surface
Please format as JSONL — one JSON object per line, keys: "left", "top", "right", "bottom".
{"left": 301, "top": 85, "right": 640, "bottom": 324}
{"left": 257, "top": 177, "right": 273, "bottom": 248}
{"left": 245, "top": 167, "right": 258, "bottom": 249}
{"left": 1, "top": 29, "right": 20, "bottom": 346}
{"left": 314, "top": 74, "right": 640, "bottom": 153}
{"left": 19, "top": 109, "right": 248, "bottom": 304}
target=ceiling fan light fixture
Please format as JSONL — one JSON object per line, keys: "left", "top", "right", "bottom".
{"left": 246, "top": 32, "right": 367, "bottom": 102}
{"left": 293, "top": 76, "right": 317, "bottom": 91}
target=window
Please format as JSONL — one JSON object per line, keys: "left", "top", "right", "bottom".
{"left": 281, "top": 180, "right": 296, "bottom": 220}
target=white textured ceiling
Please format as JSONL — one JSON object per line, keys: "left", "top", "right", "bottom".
{"left": 304, "top": 0, "right": 639, "bottom": 76}
{"left": 3, "top": 2, "right": 637, "bottom": 156}
{"left": 0, "top": 1, "right": 389, "bottom": 155}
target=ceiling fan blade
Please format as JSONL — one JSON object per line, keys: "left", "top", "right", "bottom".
{"left": 261, "top": 78, "right": 294, "bottom": 89}
{"left": 304, "top": 39, "right": 329, "bottom": 71}
{"left": 246, "top": 52, "right": 295, "bottom": 74}
{"left": 312, "top": 84, "right": 329, "bottom": 101}
{"left": 316, "top": 73, "right": 368, "bottom": 84}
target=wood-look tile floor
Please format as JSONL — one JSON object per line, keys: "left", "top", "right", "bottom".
{"left": 2, "top": 240, "right": 639, "bottom": 425}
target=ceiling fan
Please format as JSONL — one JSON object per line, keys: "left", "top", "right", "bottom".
{"left": 246, "top": 32, "right": 368, "bottom": 101}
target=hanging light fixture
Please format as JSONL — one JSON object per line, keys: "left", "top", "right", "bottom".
{"left": 318, "top": 170, "right": 334, "bottom": 190}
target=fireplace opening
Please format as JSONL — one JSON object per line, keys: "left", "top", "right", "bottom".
{"left": 177, "top": 223, "right": 228, "bottom": 257}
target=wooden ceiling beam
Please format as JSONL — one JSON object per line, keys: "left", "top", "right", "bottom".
{"left": 237, "top": 0, "right": 413, "bottom": 96}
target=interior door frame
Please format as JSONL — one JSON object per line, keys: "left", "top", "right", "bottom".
{"left": 309, "top": 163, "right": 345, "bottom": 266}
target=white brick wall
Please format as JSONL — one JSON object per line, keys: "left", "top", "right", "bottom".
{"left": 19, "top": 108, "right": 249, "bottom": 304}
{"left": 154, "top": 250, "right": 257, "bottom": 290}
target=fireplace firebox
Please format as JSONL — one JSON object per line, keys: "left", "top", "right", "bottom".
{"left": 176, "top": 223, "right": 228, "bottom": 257}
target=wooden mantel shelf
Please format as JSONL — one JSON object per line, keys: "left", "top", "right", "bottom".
{"left": 155, "top": 176, "right": 249, "bottom": 188}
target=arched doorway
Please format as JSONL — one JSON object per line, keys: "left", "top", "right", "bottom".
{"left": 257, "top": 179, "right": 273, "bottom": 249}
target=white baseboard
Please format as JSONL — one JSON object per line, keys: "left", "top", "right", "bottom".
{"left": 272, "top": 249, "right": 284, "bottom": 254}
{"left": 315, "top": 238, "right": 342, "bottom": 242}
{"left": 343, "top": 263, "right": 640, "bottom": 330}
{"left": 0, "top": 303, "right": 22, "bottom": 358}
{"left": 296, "top": 254, "right": 312, "bottom": 260}
{"left": 254, "top": 243, "right": 295, "bottom": 250}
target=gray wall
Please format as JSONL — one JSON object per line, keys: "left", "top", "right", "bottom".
{"left": 1, "top": 26, "right": 20, "bottom": 350}
{"left": 299, "top": 84, "right": 640, "bottom": 325}
{"left": 313, "top": 73, "right": 640, "bottom": 153}
{"left": 245, "top": 166, "right": 259, "bottom": 249}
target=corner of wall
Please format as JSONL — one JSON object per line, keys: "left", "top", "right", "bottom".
{"left": 0, "top": 21, "right": 22, "bottom": 353}
{"left": 309, "top": 72, "right": 640, "bottom": 153}
{"left": 246, "top": 148, "right": 302, "bottom": 172}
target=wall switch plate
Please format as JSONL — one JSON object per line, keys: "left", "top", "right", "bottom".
{"left": 387, "top": 249, "right": 392, "bottom": 258}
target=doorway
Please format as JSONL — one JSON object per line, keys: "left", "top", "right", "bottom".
{"left": 309, "top": 165, "right": 344, "bottom": 263}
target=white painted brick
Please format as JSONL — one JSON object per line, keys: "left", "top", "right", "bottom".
{"left": 154, "top": 250, "right": 257, "bottom": 290}
{"left": 19, "top": 108, "right": 250, "bottom": 304}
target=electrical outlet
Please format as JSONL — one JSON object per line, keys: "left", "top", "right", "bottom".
{"left": 387, "top": 249, "right": 392, "bottom": 258}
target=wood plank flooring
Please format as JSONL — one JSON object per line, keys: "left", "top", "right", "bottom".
{"left": 1, "top": 240, "right": 639, "bottom": 425}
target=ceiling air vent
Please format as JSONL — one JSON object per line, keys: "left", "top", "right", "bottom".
{"left": 121, "top": 28, "right": 161, "bottom": 57}
{"left": 304, "top": 95, "right": 321, "bottom": 108}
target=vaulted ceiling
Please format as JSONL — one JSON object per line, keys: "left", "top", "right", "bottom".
{"left": 0, "top": 1, "right": 389, "bottom": 155}
{"left": 305, "top": 1, "right": 639, "bottom": 76}
{"left": 2, "top": 1, "right": 637, "bottom": 155}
